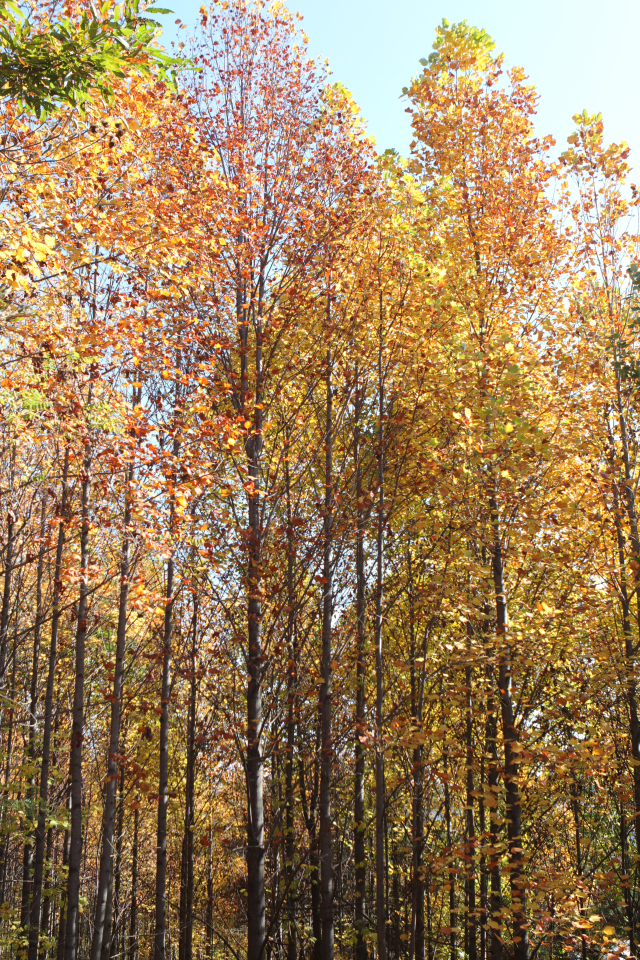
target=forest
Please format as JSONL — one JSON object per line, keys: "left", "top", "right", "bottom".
{"left": 0, "top": 2, "right": 639, "bottom": 960}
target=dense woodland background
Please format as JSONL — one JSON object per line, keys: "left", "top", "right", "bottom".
{"left": 0, "top": 5, "right": 639, "bottom": 960}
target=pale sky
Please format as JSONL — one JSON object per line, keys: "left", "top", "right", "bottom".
{"left": 157, "top": 0, "right": 640, "bottom": 166}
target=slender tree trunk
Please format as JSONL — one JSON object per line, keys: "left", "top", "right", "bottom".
{"left": 57, "top": 799, "right": 71, "bottom": 960}
{"left": 486, "top": 685, "right": 502, "bottom": 960}
{"left": 466, "top": 657, "right": 477, "bottom": 960}
{"left": 91, "top": 399, "right": 138, "bottom": 960}
{"left": 384, "top": 807, "right": 390, "bottom": 954}
{"left": 64, "top": 447, "right": 92, "bottom": 960}
{"left": 299, "top": 745, "right": 321, "bottom": 960}
{"left": 29, "top": 448, "right": 70, "bottom": 960}
{"left": 247, "top": 549, "right": 265, "bottom": 960}
{"left": 271, "top": 754, "right": 283, "bottom": 960}
{"left": 408, "top": 551, "right": 425, "bottom": 960}
{"left": 319, "top": 345, "right": 334, "bottom": 960}
{"left": 606, "top": 415, "right": 640, "bottom": 862}
{"left": 0, "top": 600, "right": 21, "bottom": 904}
{"left": 179, "top": 601, "right": 197, "bottom": 960}
{"left": 444, "top": 751, "right": 456, "bottom": 960}
{"left": 41, "top": 824, "right": 54, "bottom": 940}
{"left": 606, "top": 394, "right": 640, "bottom": 949}
{"left": 354, "top": 379, "right": 367, "bottom": 960}
{"left": 375, "top": 321, "right": 386, "bottom": 960}
{"left": 284, "top": 681, "right": 296, "bottom": 960}
{"left": 0, "top": 490, "right": 16, "bottom": 895}
{"left": 179, "top": 762, "right": 188, "bottom": 957}
{"left": 242, "top": 255, "right": 266, "bottom": 960}
{"left": 479, "top": 753, "right": 487, "bottom": 960}
{"left": 128, "top": 805, "right": 139, "bottom": 960}
{"left": 284, "top": 449, "right": 297, "bottom": 960}
{"left": 154, "top": 409, "right": 180, "bottom": 960}
{"left": 572, "top": 783, "right": 589, "bottom": 960}
{"left": 392, "top": 847, "right": 399, "bottom": 960}
{"left": 426, "top": 877, "right": 433, "bottom": 960}
{"left": 100, "top": 870, "right": 114, "bottom": 960}
{"left": 206, "top": 829, "right": 213, "bottom": 960}
{"left": 21, "top": 499, "right": 46, "bottom": 928}
{"left": 0, "top": 499, "right": 16, "bottom": 692}
{"left": 311, "top": 835, "right": 322, "bottom": 960}
{"left": 490, "top": 486, "right": 527, "bottom": 960}
{"left": 106, "top": 752, "right": 126, "bottom": 960}
{"left": 154, "top": 545, "right": 175, "bottom": 960}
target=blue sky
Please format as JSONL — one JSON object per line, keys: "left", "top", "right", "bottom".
{"left": 155, "top": 0, "right": 640, "bottom": 166}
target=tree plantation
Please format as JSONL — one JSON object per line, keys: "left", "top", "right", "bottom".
{"left": 0, "top": 5, "right": 639, "bottom": 960}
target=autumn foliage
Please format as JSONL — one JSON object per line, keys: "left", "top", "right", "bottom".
{"left": 0, "top": 8, "right": 639, "bottom": 960}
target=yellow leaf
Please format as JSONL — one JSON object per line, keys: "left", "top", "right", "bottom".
{"left": 603, "top": 926, "right": 616, "bottom": 936}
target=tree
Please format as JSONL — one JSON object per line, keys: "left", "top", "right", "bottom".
{"left": 0, "top": 0, "right": 178, "bottom": 116}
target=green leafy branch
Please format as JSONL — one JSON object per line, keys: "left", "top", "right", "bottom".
{"left": 0, "top": 0, "right": 182, "bottom": 116}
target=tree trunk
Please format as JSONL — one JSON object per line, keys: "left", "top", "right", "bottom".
{"left": 426, "top": 876, "right": 433, "bottom": 960}
{"left": 408, "top": 550, "right": 425, "bottom": 960}
{"left": 154, "top": 416, "right": 180, "bottom": 960}
{"left": 100, "top": 869, "right": 114, "bottom": 960}
{"left": 40, "top": 823, "right": 54, "bottom": 940}
{"left": 572, "top": 783, "right": 589, "bottom": 960}
{"left": 284, "top": 448, "right": 298, "bottom": 960}
{"left": 490, "top": 487, "right": 527, "bottom": 960}
{"left": 154, "top": 548, "right": 175, "bottom": 960}
{"left": 444, "top": 752, "right": 456, "bottom": 960}
{"left": 0, "top": 498, "right": 16, "bottom": 895}
{"left": 375, "top": 327, "right": 386, "bottom": 960}
{"left": 319, "top": 345, "right": 334, "bottom": 960}
{"left": 466, "top": 658, "right": 477, "bottom": 960}
{"left": 91, "top": 403, "right": 137, "bottom": 960}
{"left": 606, "top": 415, "right": 640, "bottom": 863}
{"left": 0, "top": 600, "right": 21, "bottom": 904}
{"left": 246, "top": 404, "right": 265, "bottom": 960}
{"left": 128, "top": 805, "right": 139, "bottom": 960}
{"left": 299, "top": 744, "right": 321, "bottom": 960}
{"left": 64, "top": 447, "right": 92, "bottom": 960}
{"left": 479, "top": 751, "right": 486, "bottom": 960}
{"left": 354, "top": 379, "right": 367, "bottom": 960}
{"left": 21, "top": 499, "right": 46, "bottom": 928}
{"left": 179, "top": 600, "right": 197, "bottom": 960}
{"left": 246, "top": 549, "right": 265, "bottom": 960}
{"left": 206, "top": 820, "right": 213, "bottom": 960}
{"left": 392, "top": 847, "right": 399, "bottom": 960}
{"left": 29, "top": 447, "right": 70, "bottom": 960}
{"left": 486, "top": 684, "right": 502, "bottom": 960}
{"left": 106, "top": 752, "right": 126, "bottom": 960}
{"left": 242, "top": 257, "right": 266, "bottom": 960}
{"left": 57, "top": 798, "right": 71, "bottom": 960}
{"left": 0, "top": 498, "right": 16, "bottom": 693}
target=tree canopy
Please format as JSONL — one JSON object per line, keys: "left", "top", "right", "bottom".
{"left": 0, "top": 10, "right": 638, "bottom": 960}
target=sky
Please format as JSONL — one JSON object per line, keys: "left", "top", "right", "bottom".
{"left": 154, "top": 0, "right": 640, "bottom": 165}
